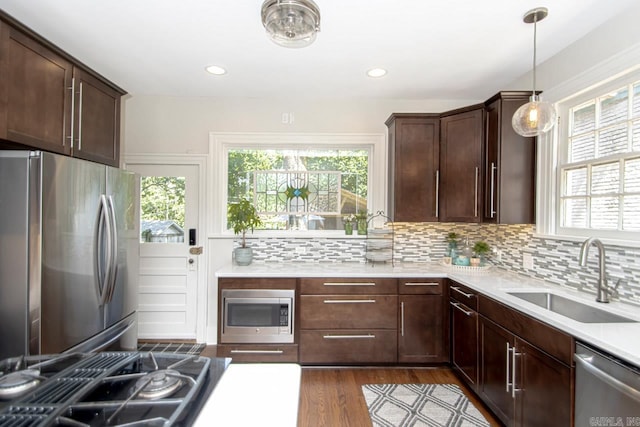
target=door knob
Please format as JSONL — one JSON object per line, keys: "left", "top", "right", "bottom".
{"left": 188, "top": 258, "right": 195, "bottom": 264}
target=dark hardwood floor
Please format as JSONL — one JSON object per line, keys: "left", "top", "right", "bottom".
{"left": 200, "top": 346, "right": 501, "bottom": 427}
{"left": 298, "top": 367, "right": 501, "bottom": 427}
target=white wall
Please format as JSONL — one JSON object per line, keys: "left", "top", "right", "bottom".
{"left": 506, "top": 1, "right": 640, "bottom": 98}
{"left": 121, "top": 97, "right": 478, "bottom": 155}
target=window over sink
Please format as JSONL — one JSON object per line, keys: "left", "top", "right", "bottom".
{"left": 548, "top": 65, "right": 640, "bottom": 243}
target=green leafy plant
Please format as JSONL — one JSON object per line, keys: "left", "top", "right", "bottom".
{"left": 227, "top": 198, "right": 263, "bottom": 248}
{"left": 473, "top": 241, "right": 491, "bottom": 257}
{"left": 446, "top": 232, "right": 459, "bottom": 244}
{"left": 355, "top": 209, "right": 368, "bottom": 220}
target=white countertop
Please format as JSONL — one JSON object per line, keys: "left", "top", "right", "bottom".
{"left": 193, "top": 363, "right": 301, "bottom": 427}
{"left": 216, "top": 262, "right": 640, "bottom": 367}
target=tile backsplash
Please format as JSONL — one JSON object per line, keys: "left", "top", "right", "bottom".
{"left": 239, "top": 223, "right": 640, "bottom": 305}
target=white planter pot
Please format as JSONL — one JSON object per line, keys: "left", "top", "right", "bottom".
{"left": 235, "top": 247, "right": 254, "bottom": 266}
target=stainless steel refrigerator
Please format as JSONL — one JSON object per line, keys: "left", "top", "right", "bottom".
{"left": 0, "top": 151, "right": 139, "bottom": 360}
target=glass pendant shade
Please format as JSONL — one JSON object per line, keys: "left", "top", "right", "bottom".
{"left": 261, "top": 0, "right": 320, "bottom": 48}
{"left": 512, "top": 95, "right": 558, "bottom": 137}
{"left": 512, "top": 7, "right": 557, "bottom": 137}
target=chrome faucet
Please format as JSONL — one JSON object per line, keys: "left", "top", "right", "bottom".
{"left": 579, "top": 237, "right": 618, "bottom": 303}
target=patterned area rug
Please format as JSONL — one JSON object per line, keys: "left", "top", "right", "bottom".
{"left": 137, "top": 342, "right": 206, "bottom": 355}
{"left": 362, "top": 383, "right": 490, "bottom": 427}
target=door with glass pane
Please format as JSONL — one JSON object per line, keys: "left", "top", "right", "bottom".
{"left": 125, "top": 163, "right": 200, "bottom": 339}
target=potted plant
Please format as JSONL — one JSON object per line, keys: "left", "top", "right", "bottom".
{"left": 342, "top": 214, "right": 356, "bottom": 235}
{"left": 446, "top": 232, "right": 460, "bottom": 258}
{"left": 355, "top": 210, "right": 368, "bottom": 235}
{"left": 471, "top": 240, "right": 490, "bottom": 266}
{"left": 227, "top": 198, "right": 263, "bottom": 265}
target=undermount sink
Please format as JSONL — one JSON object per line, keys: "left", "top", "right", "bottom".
{"left": 507, "top": 292, "right": 637, "bottom": 324}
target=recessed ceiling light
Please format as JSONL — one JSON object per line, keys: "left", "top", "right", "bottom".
{"left": 367, "top": 68, "right": 387, "bottom": 78}
{"left": 205, "top": 65, "right": 227, "bottom": 75}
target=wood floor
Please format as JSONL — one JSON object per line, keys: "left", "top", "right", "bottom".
{"left": 201, "top": 346, "right": 501, "bottom": 427}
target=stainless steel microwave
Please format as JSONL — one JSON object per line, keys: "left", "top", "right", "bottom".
{"left": 220, "top": 289, "right": 294, "bottom": 344}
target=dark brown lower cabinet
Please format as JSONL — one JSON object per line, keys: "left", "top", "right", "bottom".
{"left": 479, "top": 316, "right": 572, "bottom": 427}
{"left": 479, "top": 317, "right": 515, "bottom": 424}
{"left": 299, "top": 330, "right": 397, "bottom": 364}
{"left": 398, "top": 295, "right": 447, "bottom": 363}
{"left": 397, "top": 279, "right": 448, "bottom": 364}
{"left": 450, "top": 300, "right": 478, "bottom": 388}
{"left": 516, "top": 339, "right": 572, "bottom": 427}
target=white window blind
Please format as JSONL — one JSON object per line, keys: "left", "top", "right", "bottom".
{"left": 558, "top": 79, "right": 640, "bottom": 237}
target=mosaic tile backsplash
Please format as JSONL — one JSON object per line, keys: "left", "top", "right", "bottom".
{"left": 238, "top": 223, "right": 640, "bottom": 305}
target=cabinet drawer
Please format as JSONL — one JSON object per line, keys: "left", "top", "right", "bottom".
{"left": 300, "top": 295, "right": 397, "bottom": 329}
{"left": 449, "top": 281, "right": 478, "bottom": 310}
{"left": 399, "top": 279, "right": 443, "bottom": 295}
{"left": 300, "top": 278, "right": 397, "bottom": 295}
{"left": 299, "top": 330, "right": 397, "bottom": 364}
{"left": 216, "top": 344, "right": 298, "bottom": 363}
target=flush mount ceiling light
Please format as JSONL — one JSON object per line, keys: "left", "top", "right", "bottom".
{"left": 205, "top": 65, "right": 227, "bottom": 75}
{"left": 367, "top": 68, "right": 387, "bottom": 78}
{"left": 261, "top": 0, "right": 320, "bottom": 48}
{"left": 512, "top": 7, "right": 558, "bottom": 137}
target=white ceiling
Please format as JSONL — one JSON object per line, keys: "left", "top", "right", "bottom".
{"left": 0, "top": 0, "right": 636, "bottom": 100}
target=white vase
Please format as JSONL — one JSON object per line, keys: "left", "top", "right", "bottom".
{"left": 234, "top": 247, "right": 253, "bottom": 266}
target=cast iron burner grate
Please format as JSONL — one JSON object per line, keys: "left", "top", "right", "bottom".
{"left": 0, "top": 352, "right": 211, "bottom": 427}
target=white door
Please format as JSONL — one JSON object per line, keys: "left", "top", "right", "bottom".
{"left": 125, "top": 161, "right": 203, "bottom": 339}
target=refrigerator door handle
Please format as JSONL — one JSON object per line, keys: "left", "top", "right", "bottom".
{"left": 105, "top": 196, "right": 119, "bottom": 303}
{"left": 97, "top": 195, "right": 113, "bottom": 306}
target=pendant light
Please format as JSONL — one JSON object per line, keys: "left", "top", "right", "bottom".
{"left": 512, "top": 7, "right": 557, "bottom": 137}
{"left": 261, "top": 0, "right": 321, "bottom": 48}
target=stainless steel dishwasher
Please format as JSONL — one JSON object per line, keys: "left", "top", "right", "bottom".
{"left": 574, "top": 343, "right": 640, "bottom": 426}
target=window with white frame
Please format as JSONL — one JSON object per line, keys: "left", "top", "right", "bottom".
{"left": 557, "top": 73, "right": 640, "bottom": 239}
{"left": 211, "top": 133, "right": 386, "bottom": 235}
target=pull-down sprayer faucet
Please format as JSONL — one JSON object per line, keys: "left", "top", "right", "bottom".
{"left": 578, "top": 237, "right": 619, "bottom": 303}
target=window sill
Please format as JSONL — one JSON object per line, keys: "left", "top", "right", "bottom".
{"left": 532, "top": 231, "right": 640, "bottom": 249}
{"left": 209, "top": 231, "right": 370, "bottom": 239}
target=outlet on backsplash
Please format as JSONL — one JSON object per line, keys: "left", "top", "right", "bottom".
{"left": 523, "top": 253, "right": 534, "bottom": 270}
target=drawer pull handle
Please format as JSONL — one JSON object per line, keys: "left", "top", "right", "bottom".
{"left": 404, "top": 282, "right": 440, "bottom": 286}
{"left": 451, "top": 286, "right": 475, "bottom": 299}
{"left": 323, "top": 299, "right": 376, "bottom": 304}
{"left": 230, "top": 350, "right": 284, "bottom": 354}
{"left": 323, "top": 282, "right": 376, "bottom": 286}
{"left": 450, "top": 301, "right": 474, "bottom": 317}
{"left": 323, "top": 334, "right": 375, "bottom": 339}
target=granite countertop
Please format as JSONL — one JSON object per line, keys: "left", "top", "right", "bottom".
{"left": 216, "top": 262, "right": 640, "bottom": 367}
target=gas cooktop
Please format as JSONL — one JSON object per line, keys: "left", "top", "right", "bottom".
{"left": 0, "top": 351, "right": 225, "bottom": 426}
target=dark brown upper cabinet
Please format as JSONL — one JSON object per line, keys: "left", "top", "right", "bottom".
{"left": 439, "top": 106, "right": 484, "bottom": 223}
{"left": 0, "top": 12, "right": 125, "bottom": 167}
{"left": 0, "top": 21, "right": 73, "bottom": 155}
{"left": 71, "top": 68, "right": 121, "bottom": 166}
{"left": 483, "top": 92, "right": 536, "bottom": 224}
{"left": 386, "top": 114, "right": 440, "bottom": 222}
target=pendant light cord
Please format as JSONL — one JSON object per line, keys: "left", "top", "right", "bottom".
{"left": 532, "top": 13, "right": 538, "bottom": 96}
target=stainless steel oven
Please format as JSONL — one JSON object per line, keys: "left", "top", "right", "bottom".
{"left": 221, "top": 289, "right": 294, "bottom": 344}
